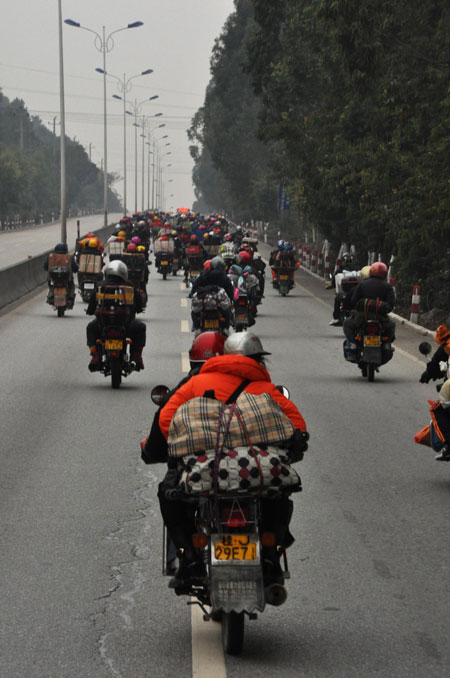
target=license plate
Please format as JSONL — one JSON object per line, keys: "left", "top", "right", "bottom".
{"left": 191, "top": 271, "right": 200, "bottom": 277}
{"left": 105, "top": 339, "right": 123, "bottom": 350}
{"left": 84, "top": 282, "right": 95, "bottom": 290}
{"left": 364, "top": 336, "right": 381, "bottom": 346}
{"left": 237, "top": 314, "right": 247, "bottom": 321}
{"left": 280, "top": 275, "right": 289, "bottom": 280}
{"left": 161, "top": 260, "right": 168, "bottom": 265}
{"left": 214, "top": 535, "right": 257, "bottom": 561}
{"left": 204, "top": 318, "right": 219, "bottom": 329}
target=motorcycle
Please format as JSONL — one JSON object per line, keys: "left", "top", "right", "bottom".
{"left": 157, "top": 253, "right": 173, "bottom": 280}
{"left": 272, "top": 267, "right": 295, "bottom": 296}
{"left": 151, "top": 385, "right": 305, "bottom": 656}
{"left": 94, "top": 285, "right": 137, "bottom": 388}
{"left": 415, "top": 342, "right": 450, "bottom": 461}
{"left": 343, "top": 319, "right": 394, "bottom": 381}
{"left": 47, "top": 266, "right": 74, "bottom": 317}
{"left": 78, "top": 272, "right": 102, "bottom": 303}
{"left": 191, "top": 286, "right": 231, "bottom": 335}
{"left": 233, "top": 286, "right": 250, "bottom": 332}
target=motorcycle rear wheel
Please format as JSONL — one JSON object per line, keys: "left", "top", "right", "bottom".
{"left": 111, "top": 360, "right": 122, "bottom": 389}
{"left": 368, "top": 364, "right": 375, "bottom": 382}
{"left": 57, "top": 307, "right": 65, "bottom": 317}
{"left": 222, "top": 611, "right": 244, "bottom": 655}
{"left": 163, "top": 270, "right": 167, "bottom": 280}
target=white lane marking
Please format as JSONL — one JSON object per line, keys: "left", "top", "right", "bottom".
{"left": 181, "top": 298, "right": 188, "bottom": 308}
{"left": 181, "top": 320, "right": 189, "bottom": 333}
{"left": 191, "top": 603, "right": 226, "bottom": 678}
{"left": 181, "top": 352, "right": 190, "bottom": 373}
{"left": 180, "top": 282, "right": 186, "bottom": 291}
{"left": 394, "top": 345, "right": 424, "bottom": 365}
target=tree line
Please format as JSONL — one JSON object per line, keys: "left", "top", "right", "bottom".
{"left": 189, "top": 0, "right": 450, "bottom": 313}
{"left": 0, "top": 91, "right": 121, "bottom": 226}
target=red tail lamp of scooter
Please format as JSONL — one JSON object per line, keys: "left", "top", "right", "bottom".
{"left": 221, "top": 505, "right": 249, "bottom": 527}
{"left": 365, "top": 323, "right": 379, "bottom": 336}
{"left": 192, "top": 533, "right": 208, "bottom": 548}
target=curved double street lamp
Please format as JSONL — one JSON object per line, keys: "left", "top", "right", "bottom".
{"left": 64, "top": 18, "right": 144, "bottom": 227}
{"left": 107, "top": 70, "right": 154, "bottom": 215}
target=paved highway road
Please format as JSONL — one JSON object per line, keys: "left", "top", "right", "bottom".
{"left": 1, "top": 257, "right": 449, "bottom": 677}
{"left": 0, "top": 213, "right": 123, "bottom": 268}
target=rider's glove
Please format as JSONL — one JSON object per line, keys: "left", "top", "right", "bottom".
{"left": 419, "top": 370, "right": 431, "bottom": 384}
{"left": 287, "top": 429, "right": 309, "bottom": 463}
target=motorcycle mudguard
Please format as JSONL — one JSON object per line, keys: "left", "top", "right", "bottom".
{"left": 53, "top": 288, "right": 67, "bottom": 307}
{"left": 209, "top": 564, "right": 265, "bottom": 614}
{"left": 361, "top": 346, "right": 382, "bottom": 365}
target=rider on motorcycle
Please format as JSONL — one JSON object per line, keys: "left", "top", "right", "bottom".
{"left": 85, "top": 260, "right": 146, "bottom": 372}
{"left": 420, "top": 323, "right": 450, "bottom": 383}
{"left": 329, "top": 252, "right": 358, "bottom": 326}
{"left": 44, "top": 243, "right": 78, "bottom": 304}
{"left": 189, "top": 255, "right": 234, "bottom": 331}
{"left": 343, "top": 261, "right": 396, "bottom": 344}
{"left": 148, "top": 332, "right": 308, "bottom": 590}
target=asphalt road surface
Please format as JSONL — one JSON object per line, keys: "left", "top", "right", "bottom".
{"left": 1, "top": 254, "right": 449, "bottom": 677}
{"left": 0, "top": 213, "right": 123, "bottom": 268}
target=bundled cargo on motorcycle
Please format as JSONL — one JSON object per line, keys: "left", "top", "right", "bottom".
{"left": 142, "top": 332, "right": 309, "bottom": 654}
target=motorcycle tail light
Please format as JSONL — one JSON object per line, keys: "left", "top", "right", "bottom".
{"left": 365, "top": 323, "right": 379, "bottom": 335}
{"left": 261, "top": 532, "right": 276, "bottom": 547}
{"left": 192, "top": 533, "right": 208, "bottom": 548}
{"left": 107, "top": 328, "right": 121, "bottom": 338}
{"left": 222, "top": 505, "right": 249, "bottom": 527}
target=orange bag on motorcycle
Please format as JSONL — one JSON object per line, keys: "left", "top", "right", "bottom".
{"left": 414, "top": 424, "right": 431, "bottom": 447}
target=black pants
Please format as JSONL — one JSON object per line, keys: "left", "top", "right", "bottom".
{"left": 86, "top": 318, "right": 146, "bottom": 347}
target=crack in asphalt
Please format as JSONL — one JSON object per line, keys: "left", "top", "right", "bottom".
{"left": 93, "top": 462, "right": 160, "bottom": 677}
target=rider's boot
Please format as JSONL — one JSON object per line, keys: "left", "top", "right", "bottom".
{"left": 88, "top": 346, "right": 101, "bottom": 372}
{"left": 131, "top": 345, "right": 144, "bottom": 371}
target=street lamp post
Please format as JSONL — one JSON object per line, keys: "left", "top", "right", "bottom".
{"left": 64, "top": 18, "right": 144, "bottom": 227}
{"left": 58, "top": 0, "right": 67, "bottom": 244}
{"left": 111, "top": 71, "right": 154, "bottom": 215}
{"left": 127, "top": 102, "right": 162, "bottom": 213}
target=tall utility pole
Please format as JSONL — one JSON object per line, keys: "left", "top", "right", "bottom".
{"left": 58, "top": 0, "right": 67, "bottom": 244}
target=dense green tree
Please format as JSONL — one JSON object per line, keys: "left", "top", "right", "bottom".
{"left": 0, "top": 91, "right": 122, "bottom": 222}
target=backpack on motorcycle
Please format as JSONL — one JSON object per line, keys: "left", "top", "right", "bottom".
{"left": 95, "top": 284, "right": 134, "bottom": 326}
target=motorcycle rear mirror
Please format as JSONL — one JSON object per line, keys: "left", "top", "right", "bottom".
{"left": 275, "top": 385, "right": 290, "bottom": 399}
{"left": 151, "top": 384, "right": 170, "bottom": 405}
{"left": 419, "top": 342, "right": 432, "bottom": 356}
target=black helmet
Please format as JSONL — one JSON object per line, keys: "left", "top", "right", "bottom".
{"left": 210, "top": 256, "right": 225, "bottom": 272}
{"left": 342, "top": 252, "right": 353, "bottom": 265}
{"left": 55, "top": 243, "right": 68, "bottom": 253}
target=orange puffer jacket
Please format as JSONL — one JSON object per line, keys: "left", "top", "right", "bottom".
{"left": 435, "top": 324, "right": 450, "bottom": 355}
{"left": 159, "top": 354, "right": 306, "bottom": 439}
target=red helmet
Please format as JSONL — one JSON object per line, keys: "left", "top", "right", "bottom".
{"left": 190, "top": 234, "right": 198, "bottom": 243}
{"left": 84, "top": 232, "right": 95, "bottom": 238}
{"left": 203, "top": 259, "right": 211, "bottom": 271}
{"left": 369, "top": 262, "right": 388, "bottom": 279}
{"left": 127, "top": 243, "right": 137, "bottom": 252}
{"left": 238, "top": 250, "right": 252, "bottom": 266}
{"left": 224, "top": 233, "right": 232, "bottom": 241}
{"left": 189, "top": 332, "right": 226, "bottom": 365}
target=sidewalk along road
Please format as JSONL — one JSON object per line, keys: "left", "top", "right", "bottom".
{"left": 0, "top": 213, "right": 123, "bottom": 268}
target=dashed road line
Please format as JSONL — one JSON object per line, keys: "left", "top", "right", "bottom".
{"left": 191, "top": 603, "right": 226, "bottom": 678}
{"left": 181, "top": 352, "right": 190, "bottom": 373}
{"left": 181, "top": 320, "right": 189, "bottom": 333}
{"left": 181, "top": 298, "right": 188, "bottom": 308}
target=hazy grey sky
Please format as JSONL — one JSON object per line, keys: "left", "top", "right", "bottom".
{"left": 0, "top": 0, "right": 235, "bottom": 212}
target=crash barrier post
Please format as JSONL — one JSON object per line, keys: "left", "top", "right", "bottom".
{"left": 303, "top": 246, "right": 310, "bottom": 269}
{"left": 297, "top": 244, "right": 303, "bottom": 264}
{"left": 410, "top": 285, "right": 421, "bottom": 324}
{"left": 0, "top": 221, "right": 117, "bottom": 311}
{"left": 324, "top": 254, "right": 331, "bottom": 278}
{"left": 317, "top": 251, "right": 324, "bottom": 276}
{"left": 389, "top": 277, "right": 396, "bottom": 296}
{"left": 311, "top": 249, "right": 317, "bottom": 273}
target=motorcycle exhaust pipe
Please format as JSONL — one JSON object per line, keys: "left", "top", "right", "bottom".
{"left": 265, "top": 583, "right": 288, "bottom": 607}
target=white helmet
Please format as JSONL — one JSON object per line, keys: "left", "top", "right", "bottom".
{"left": 224, "top": 332, "right": 271, "bottom": 357}
{"left": 104, "top": 260, "right": 128, "bottom": 281}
